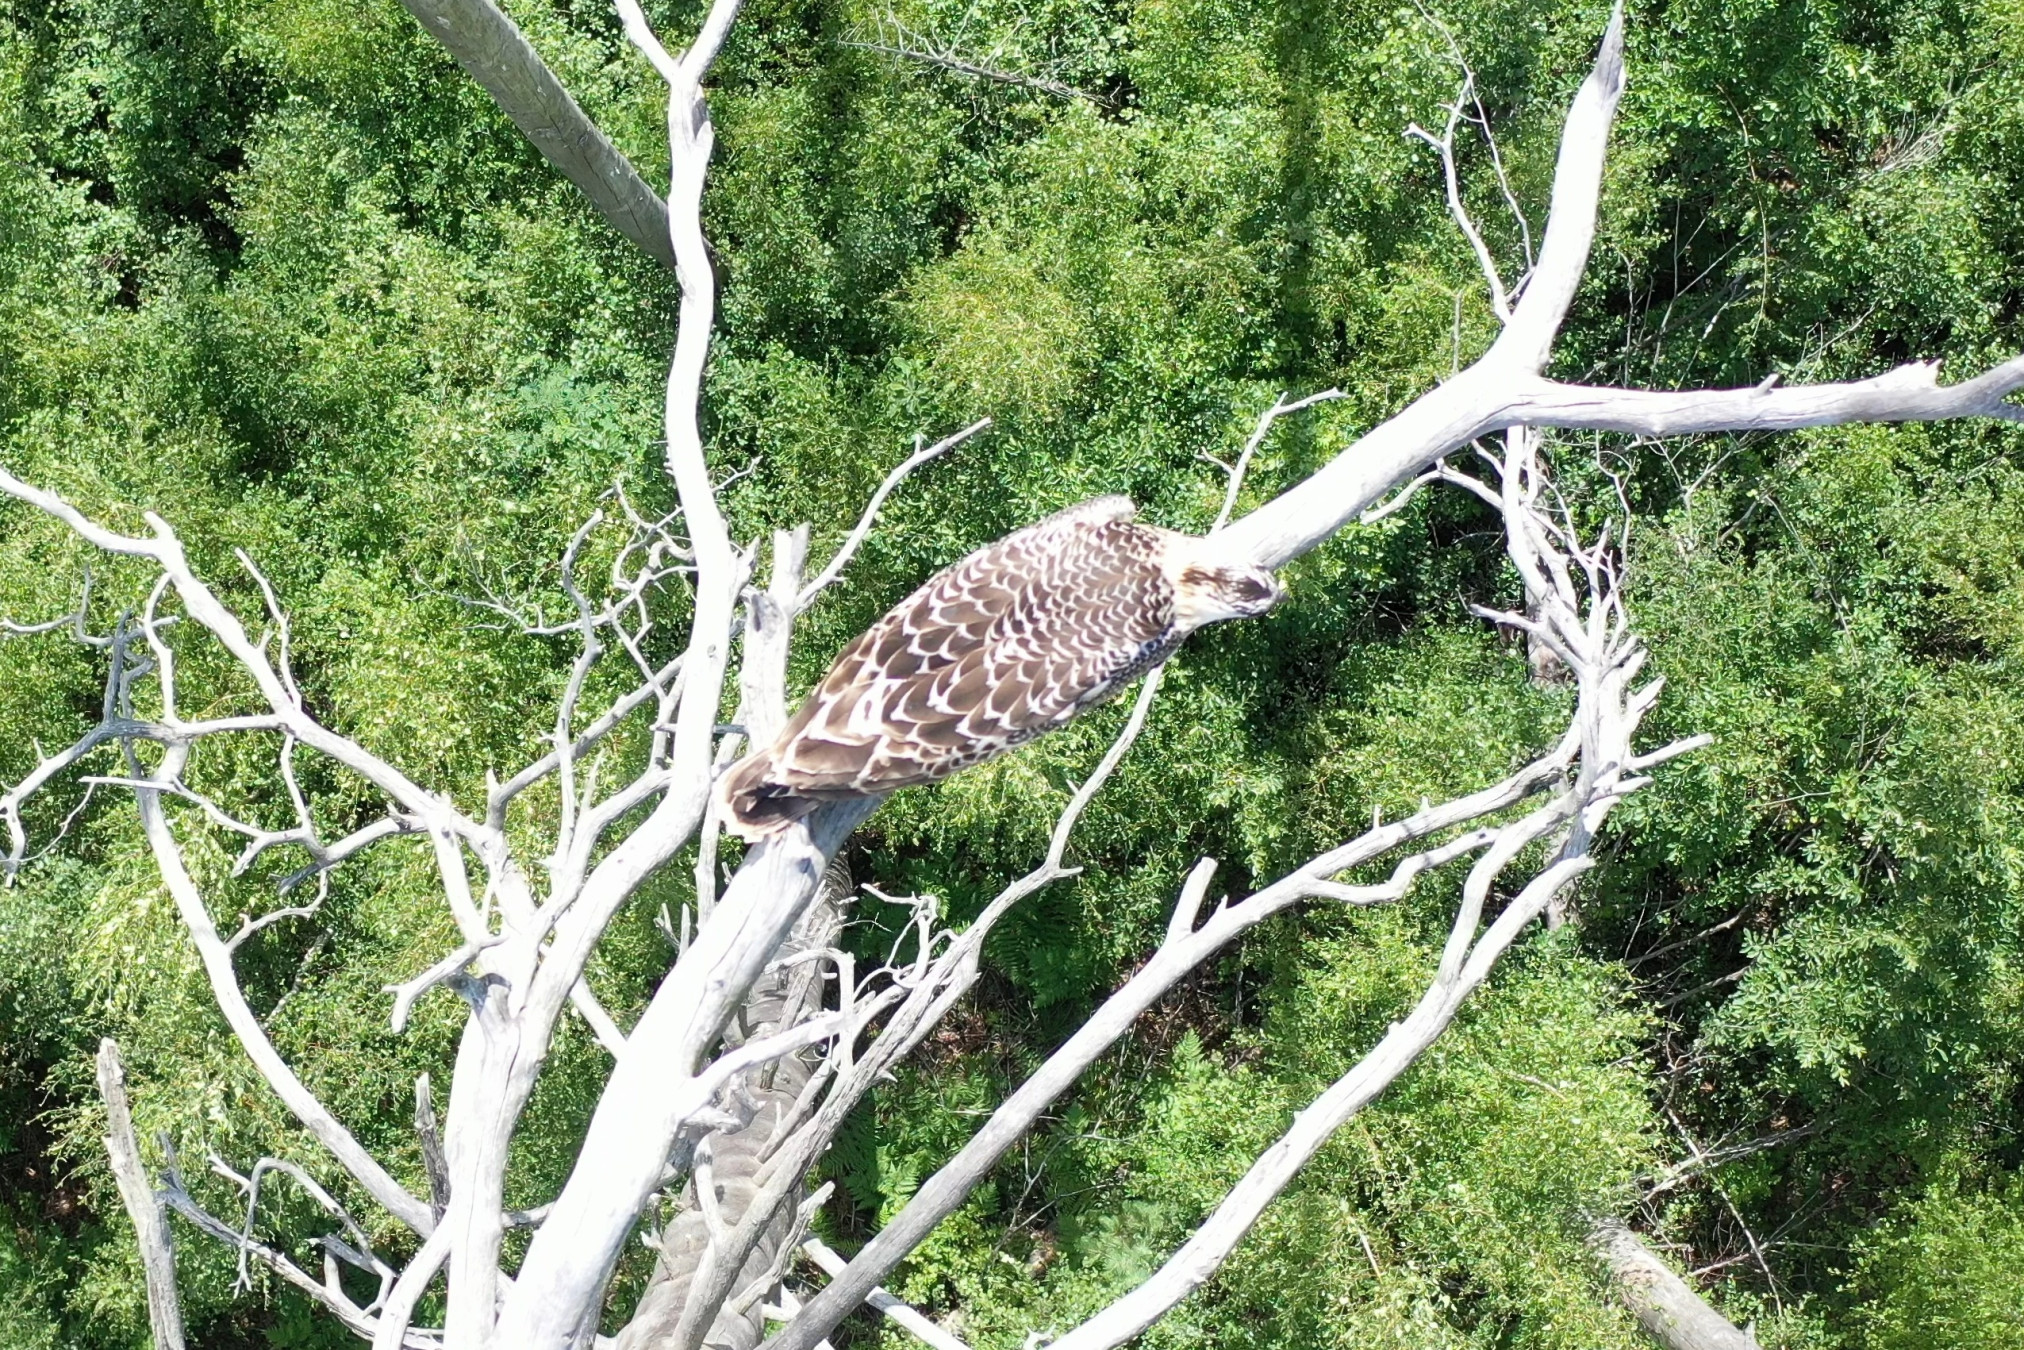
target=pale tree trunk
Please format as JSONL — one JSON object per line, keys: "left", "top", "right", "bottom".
{"left": 617, "top": 858, "right": 852, "bottom": 1350}
{"left": 1591, "top": 1220, "right": 1761, "bottom": 1350}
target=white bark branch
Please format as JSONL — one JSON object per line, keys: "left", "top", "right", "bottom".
{"left": 615, "top": 861, "right": 852, "bottom": 1350}
{"left": 410, "top": 8, "right": 767, "bottom": 1328}
{"left": 96, "top": 1040, "right": 186, "bottom": 1350}
{"left": 386, "top": 937, "right": 505, "bottom": 1033}
{"left": 215, "top": 1153, "right": 392, "bottom": 1295}
{"left": 572, "top": 979, "right": 631, "bottom": 1056}
{"left": 0, "top": 567, "right": 99, "bottom": 639}
{"left": 1590, "top": 1220, "right": 1761, "bottom": 1350}
{"left": 1043, "top": 855, "right": 1595, "bottom": 1350}
{"left": 1208, "top": 391, "right": 1344, "bottom": 533}
{"left": 500, "top": 800, "right": 875, "bottom": 1347}
{"left": 153, "top": 1134, "right": 443, "bottom": 1348}
{"left": 844, "top": 28, "right": 1103, "bottom": 107}
{"left": 397, "top": 0, "right": 677, "bottom": 270}
{"left": 522, "top": 0, "right": 753, "bottom": 1081}
{"left": 630, "top": 669, "right": 1164, "bottom": 1350}
{"left": 371, "top": 1225, "right": 454, "bottom": 1350}
{"left": 800, "top": 1239, "right": 969, "bottom": 1350}
{"left": 485, "top": 652, "right": 685, "bottom": 828}
{"left": 1484, "top": 3, "right": 1624, "bottom": 371}
{"left": 765, "top": 730, "right": 1585, "bottom": 1350}
{"left": 1196, "top": 4, "right": 2020, "bottom": 589}
{"left": 129, "top": 749, "right": 436, "bottom": 1234}
{"left": 0, "top": 470, "right": 486, "bottom": 847}
{"left": 1208, "top": 7, "right": 1624, "bottom": 569}
{"left": 1407, "top": 77, "right": 1512, "bottom": 320}
{"left": 1509, "top": 360, "right": 2024, "bottom": 433}
{"left": 744, "top": 527, "right": 811, "bottom": 744}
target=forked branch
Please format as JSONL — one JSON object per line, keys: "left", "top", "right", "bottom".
{"left": 7, "top": 5, "right": 2021, "bottom": 1350}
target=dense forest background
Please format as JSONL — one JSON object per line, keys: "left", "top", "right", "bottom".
{"left": 1, "top": 0, "right": 2021, "bottom": 1344}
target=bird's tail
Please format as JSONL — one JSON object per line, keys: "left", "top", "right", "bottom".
{"left": 716, "top": 750, "right": 821, "bottom": 841}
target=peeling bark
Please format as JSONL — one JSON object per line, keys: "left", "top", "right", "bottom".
{"left": 618, "top": 857, "right": 853, "bottom": 1350}
{"left": 96, "top": 1040, "right": 187, "bottom": 1350}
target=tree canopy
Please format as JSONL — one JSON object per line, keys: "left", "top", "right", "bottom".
{"left": 1, "top": 0, "right": 2021, "bottom": 1345}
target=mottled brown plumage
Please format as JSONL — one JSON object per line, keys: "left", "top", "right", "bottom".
{"left": 717, "top": 496, "right": 1282, "bottom": 839}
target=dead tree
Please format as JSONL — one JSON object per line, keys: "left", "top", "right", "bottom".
{"left": 616, "top": 857, "right": 851, "bottom": 1350}
{"left": 6, "top": 5, "right": 2023, "bottom": 1350}
{"left": 1591, "top": 1220, "right": 1763, "bottom": 1350}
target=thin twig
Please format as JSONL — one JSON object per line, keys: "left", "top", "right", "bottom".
{"left": 796, "top": 419, "right": 991, "bottom": 610}
{"left": 844, "top": 22, "right": 1105, "bottom": 107}
{"left": 1209, "top": 391, "right": 1344, "bottom": 532}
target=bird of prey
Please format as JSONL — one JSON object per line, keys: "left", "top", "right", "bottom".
{"left": 717, "top": 495, "right": 1283, "bottom": 840}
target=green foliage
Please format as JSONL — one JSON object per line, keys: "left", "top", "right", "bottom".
{"left": 1082, "top": 928, "right": 1658, "bottom": 1350}
{"left": 1848, "top": 1172, "right": 2024, "bottom": 1350}
{"left": 2, "top": 0, "right": 2023, "bottom": 1343}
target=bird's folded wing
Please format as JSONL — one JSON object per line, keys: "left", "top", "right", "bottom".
{"left": 769, "top": 500, "right": 1164, "bottom": 794}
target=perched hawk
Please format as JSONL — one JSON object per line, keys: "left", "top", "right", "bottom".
{"left": 717, "top": 496, "right": 1283, "bottom": 839}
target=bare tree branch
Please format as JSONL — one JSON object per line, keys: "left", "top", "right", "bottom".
{"left": 1022, "top": 460, "right": 1667, "bottom": 1350}
{"left": 0, "top": 472, "right": 488, "bottom": 851}
{"left": 1407, "top": 75, "right": 1513, "bottom": 320}
{"left": 1204, "top": 6, "right": 2021, "bottom": 584}
{"left": 1211, "top": 5, "right": 1627, "bottom": 570}
{"left": 843, "top": 15, "right": 1107, "bottom": 106}
{"left": 131, "top": 751, "right": 437, "bottom": 1234}
{"left": 1207, "top": 390, "right": 1344, "bottom": 533}
{"left": 0, "top": 567, "right": 100, "bottom": 639}
{"left": 768, "top": 700, "right": 1606, "bottom": 1348}
{"left": 503, "top": 797, "right": 875, "bottom": 1346}
{"left": 848, "top": 39, "right": 1099, "bottom": 105}
{"left": 1509, "top": 359, "right": 2024, "bottom": 433}
{"left": 397, "top": 0, "right": 677, "bottom": 270}
{"left": 647, "top": 647, "right": 1165, "bottom": 1349}
{"left": 96, "top": 1040, "right": 186, "bottom": 1350}
{"left": 796, "top": 418, "right": 992, "bottom": 609}
{"left": 158, "top": 1139, "right": 443, "bottom": 1348}
{"left": 370, "top": 1225, "right": 454, "bottom": 1350}
{"left": 766, "top": 774, "right": 1585, "bottom": 1350}
{"left": 1413, "top": 3, "right": 1536, "bottom": 281}
{"left": 514, "top": 0, "right": 753, "bottom": 1068}
{"left": 1484, "top": 3, "right": 1624, "bottom": 372}
{"left": 800, "top": 1239, "right": 969, "bottom": 1350}
{"left": 211, "top": 1152, "right": 394, "bottom": 1299}
{"left": 1590, "top": 1220, "right": 1762, "bottom": 1350}
{"left": 1642, "top": 1124, "right": 1819, "bottom": 1202}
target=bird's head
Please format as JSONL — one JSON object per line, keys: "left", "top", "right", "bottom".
{"left": 1170, "top": 559, "right": 1286, "bottom": 632}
